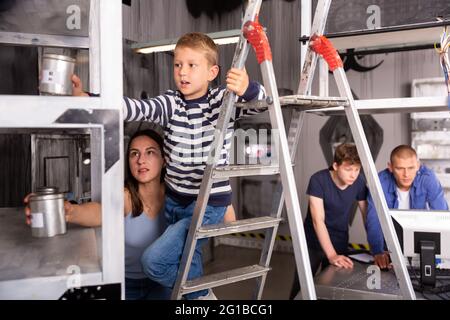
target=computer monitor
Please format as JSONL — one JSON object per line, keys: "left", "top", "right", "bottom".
{"left": 391, "top": 210, "right": 450, "bottom": 287}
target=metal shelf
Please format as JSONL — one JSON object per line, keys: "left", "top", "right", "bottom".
{"left": 0, "top": 208, "right": 102, "bottom": 299}
{"left": 0, "top": 96, "right": 105, "bottom": 128}
{"left": 306, "top": 96, "right": 449, "bottom": 116}
{"left": 0, "top": 31, "right": 89, "bottom": 49}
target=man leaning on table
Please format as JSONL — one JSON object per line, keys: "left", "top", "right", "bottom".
{"left": 366, "top": 145, "right": 449, "bottom": 269}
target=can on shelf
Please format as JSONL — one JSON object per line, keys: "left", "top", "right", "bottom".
{"left": 29, "top": 186, "right": 67, "bottom": 238}
{"left": 39, "top": 54, "right": 76, "bottom": 96}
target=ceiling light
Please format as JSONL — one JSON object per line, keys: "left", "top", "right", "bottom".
{"left": 132, "top": 29, "right": 241, "bottom": 54}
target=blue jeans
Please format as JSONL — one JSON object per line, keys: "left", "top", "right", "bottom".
{"left": 125, "top": 277, "right": 172, "bottom": 300}
{"left": 141, "top": 195, "right": 226, "bottom": 299}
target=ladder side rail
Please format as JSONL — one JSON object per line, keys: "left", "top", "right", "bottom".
{"left": 243, "top": 17, "right": 316, "bottom": 298}
{"left": 300, "top": 0, "right": 312, "bottom": 74}
{"left": 298, "top": 0, "right": 332, "bottom": 95}
{"left": 261, "top": 60, "right": 316, "bottom": 300}
{"left": 334, "top": 68, "right": 416, "bottom": 300}
{"left": 262, "top": 0, "right": 331, "bottom": 299}
{"left": 254, "top": 111, "right": 306, "bottom": 299}
{"left": 171, "top": 0, "right": 262, "bottom": 300}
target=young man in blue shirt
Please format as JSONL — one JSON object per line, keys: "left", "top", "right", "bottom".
{"left": 290, "top": 143, "right": 368, "bottom": 299}
{"left": 366, "top": 145, "right": 449, "bottom": 269}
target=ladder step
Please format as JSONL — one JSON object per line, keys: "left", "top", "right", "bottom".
{"left": 196, "top": 216, "right": 282, "bottom": 239}
{"left": 181, "top": 265, "right": 271, "bottom": 295}
{"left": 279, "top": 95, "right": 349, "bottom": 109}
{"left": 213, "top": 164, "right": 279, "bottom": 179}
{"left": 235, "top": 99, "right": 268, "bottom": 109}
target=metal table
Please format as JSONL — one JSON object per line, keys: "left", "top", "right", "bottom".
{"left": 302, "top": 261, "right": 450, "bottom": 300}
{"left": 313, "top": 261, "right": 403, "bottom": 300}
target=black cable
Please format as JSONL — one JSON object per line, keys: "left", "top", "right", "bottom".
{"left": 407, "top": 257, "right": 450, "bottom": 299}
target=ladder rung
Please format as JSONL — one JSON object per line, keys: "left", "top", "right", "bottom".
{"left": 181, "top": 265, "right": 271, "bottom": 295}
{"left": 196, "top": 216, "right": 282, "bottom": 239}
{"left": 279, "top": 95, "right": 349, "bottom": 109}
{"left": 235, "top": 99, "right": 268, "bottom": 109}
{"left": 213, "top": 164, "right": 279, "bottom": 179}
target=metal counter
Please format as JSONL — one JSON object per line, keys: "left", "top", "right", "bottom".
{"left": 307, "top": 261, "right": 449, "bottom": 300}
{"left": 314, "top": 261, "right": 403, "bottom": 300}
{"left": 0, "top": 207, "right": 102, "bottom": 299}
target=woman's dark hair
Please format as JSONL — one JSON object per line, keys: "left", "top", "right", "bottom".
{"left": 125, "top": 129, "right": 165, "bottom": 217}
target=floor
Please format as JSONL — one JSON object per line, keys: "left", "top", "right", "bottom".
{"left": 203, "top": 244, "right": 296, "bottom": 300}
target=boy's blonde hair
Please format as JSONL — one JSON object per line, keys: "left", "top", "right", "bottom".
{"left": 175, "top": 32, "right": 219, "bottom": 66}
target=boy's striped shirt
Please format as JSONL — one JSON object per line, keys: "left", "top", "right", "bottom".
{"left": 123, "top": 82, "right": 265, "bottom": 206}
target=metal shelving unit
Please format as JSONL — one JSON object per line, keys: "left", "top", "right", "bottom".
{"left": 0, "top": 0, "right": 124, "bottom": 299}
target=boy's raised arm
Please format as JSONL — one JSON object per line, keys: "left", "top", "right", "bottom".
{"left": 123, "top": 95, "right": 173, "bottom": 128}
{"left": 71, "top": 74, "right": 172, "bottom": 128}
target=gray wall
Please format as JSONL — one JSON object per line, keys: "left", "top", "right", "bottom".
{"left": 122, "top": 0, "right": 302, "bottom": 96}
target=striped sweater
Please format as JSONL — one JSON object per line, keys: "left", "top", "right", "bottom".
{"left": 123, "top": 81, "right": 266, "bottom": 206}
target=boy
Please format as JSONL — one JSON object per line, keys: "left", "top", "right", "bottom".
{"left": 290, "top": 143, "right": 368, "bottom": 299}
{"left": 73, "top": 32, "right": 265, "bottom": 299}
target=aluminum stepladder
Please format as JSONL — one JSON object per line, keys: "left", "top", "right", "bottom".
{"left": 283, "top": 0, "right": 416, "bottom": 300}
{"left": 171, "top": 0, "right": 317, "bottom": 300}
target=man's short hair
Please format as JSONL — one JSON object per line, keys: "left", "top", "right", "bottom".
{"left": 390, "top": 145, "right": 417, "bottom": 163}
{"left": 175, "top": 32, "right": 218, "bottom": 66}
{"left": 333, "top": 143, "right": 361, "bottom": 166}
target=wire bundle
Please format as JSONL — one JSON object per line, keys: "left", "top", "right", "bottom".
{"left": 436, "top": 25, "right": 450, "bottom": 108}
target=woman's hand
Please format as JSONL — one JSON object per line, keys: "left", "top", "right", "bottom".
{"left": 71, "top": 74, "right": 89, "bottom": 97}
{"left": 64, "top": 201, "right": 75, "bottom": 223}
{"left": 23, "top": 193, "right": 73, "bottom": 225}
{"left": 23, "top": 193, "right": 35, "bottom": 226}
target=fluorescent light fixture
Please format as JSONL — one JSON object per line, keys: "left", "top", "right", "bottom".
{"left": 132, "top": 29, "right": 241, "bottom": 54}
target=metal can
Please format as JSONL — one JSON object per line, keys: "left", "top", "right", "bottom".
{"left": 29, "top": 187, "right": 67, "bottom": 238}
{"left": 39, "top": 54, "right": 76, "bottom": 96}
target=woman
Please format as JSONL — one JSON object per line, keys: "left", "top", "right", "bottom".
{"left": 24, "top": 129, "right": 170, "bottom": 299}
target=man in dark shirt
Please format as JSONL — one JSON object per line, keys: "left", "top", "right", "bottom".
{"left": 290, "top": 143, "right": 368, "bottom": 299}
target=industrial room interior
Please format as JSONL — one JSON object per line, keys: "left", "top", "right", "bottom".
{"left": 1, "top": 0, "right": 450, "bottom": 303}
